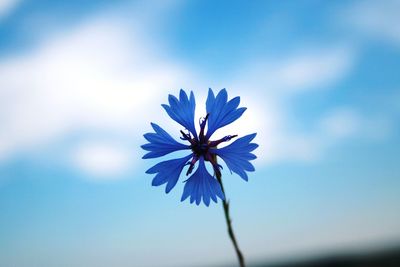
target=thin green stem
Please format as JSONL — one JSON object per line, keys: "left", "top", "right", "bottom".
{"left": 215, "top": 170, "right": 245, "bottom": 267}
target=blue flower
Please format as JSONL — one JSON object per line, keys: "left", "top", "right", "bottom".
{"left": 142, "top": 89, "right": 258, "bottom": 206}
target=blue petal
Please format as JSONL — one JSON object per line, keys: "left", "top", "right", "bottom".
{"left": 181, "top": 157, "right": 224, "bottom": 206}
{"left": 162, "top": 89, "right": 197, "bottom": 138}
{"left": 141, "top": 123, "right": 189, "bottom": 159}
{"left": 205, "top": 88, "right": 246, "bottom": 138}
{"left": 146, "top": 154, "right": 193, "bottom": 193}
{"left": 211, "top": 133, "right": 258, "bottom": 181}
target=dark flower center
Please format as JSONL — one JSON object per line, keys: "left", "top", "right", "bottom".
{"left": 180, "top": 114, "right": 238, "bottom": 176}
{"left": 191, "top": 142, "right": 209, "bottom": 157}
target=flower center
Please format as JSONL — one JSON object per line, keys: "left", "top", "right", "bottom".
{"left": 180, "top": 113, "right": 238, "bottom": 176}
{"left": 191, "top": 140, "right": 209, "bottom": 157}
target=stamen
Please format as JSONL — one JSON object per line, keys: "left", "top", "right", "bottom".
{"left": 208, "top": 134, "right": 238, "bottom": 147}
{"left": 198, "top": 113, "right": 209, "bottom": 141}
{"left": 180, "top": 130, "right": 195, "bottom": 145}
{"left": 186, "top": 155, "right": 199, "bottom": 175}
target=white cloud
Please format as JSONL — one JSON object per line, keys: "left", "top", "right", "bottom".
{"left": 0, "top": 1, "right": 391, "bottom": 178}
{"left": 319, "top": 108, "right": 361, "bottom": 139}
{"left": 227, "top": 48, "right": 357, "bottom": 164}
{"left": 262, "top": 105, "right": 393, "bottom": 165}
{"left": 71, "top": 142, "right": 132, "bottom": 179}
{"left": 343, "top": 0, "right": 400, "bottom": 45}
{"left": 0, "top": 8, "right": 369, "bottom": 177}
{"left": 320, "top": 107, "right": 395, "bottom": 142}
{"left": 238, "top": 48, "right": 354, "bottom": 94}
{"left": 0, "top": 0, "right": 19, "bottom": 18}
{"left": 273, "top": 49, "right": 353, "bottom": 93}
{"left": 0, "top": 12, "right": 193, "bottom": 175}
{"left": 0, "top": 3, "right": 201, "bottom": 180}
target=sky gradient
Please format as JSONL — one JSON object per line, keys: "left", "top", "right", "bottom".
{"left": 1, "top": 1, "right": 400, "bottom": 266}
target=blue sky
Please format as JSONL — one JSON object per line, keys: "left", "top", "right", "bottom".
{"left": 1, "top": 0, "right": 400, "bottom": 266}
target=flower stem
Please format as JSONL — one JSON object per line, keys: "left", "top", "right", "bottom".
{"left": 215, "top": 171, "right": 246, "bottom": 267}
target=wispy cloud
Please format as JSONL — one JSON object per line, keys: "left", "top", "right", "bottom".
{"left": 226, "top": 47, "right": 358, "bottom": 164}
{"left": 0, "top": 11, "right": 193, "bottom": 173}
{"left": 71, "top": 141, "right": 132, "bottom": 179}
{"left": 0, "top": 0, "right": 20, "bottom": 18}
{"left": 342, "top": 0, "right": 400, "bottom": 46}
{"left": 319, "top": 108, "right": 362, "bottom": 139}
{"left": 0, "top": 19, "right": 369, "bottom": 175}
{"left": 0, "top": 1, "right": 395, "bottom": 179}
{"left": 237, "top": 47, "right": 355, "bottom": 95}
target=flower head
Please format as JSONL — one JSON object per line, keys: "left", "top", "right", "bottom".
{"left": 142, "top": 88, "right": 258, "bottom": 206}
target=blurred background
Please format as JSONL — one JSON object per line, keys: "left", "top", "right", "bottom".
{"left": 1, "top": 0, "right": 400, "bottom": 266}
